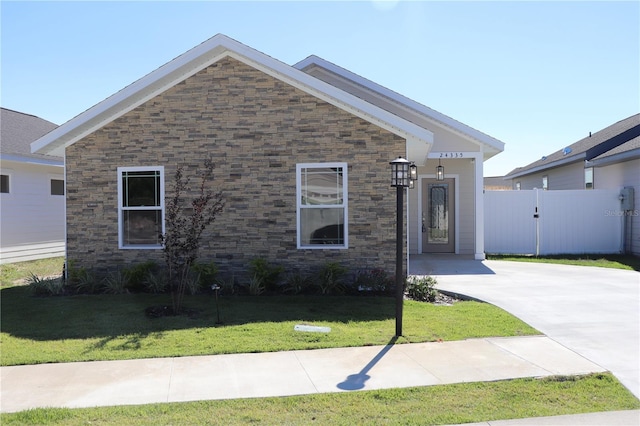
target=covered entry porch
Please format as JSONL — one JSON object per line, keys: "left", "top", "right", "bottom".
{"left": 407, "top": 152, "right": 486, "bottom": 260}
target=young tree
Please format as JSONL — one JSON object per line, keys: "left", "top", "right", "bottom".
{"left": 163, "top": 159, "right": 224, "bottom": 314}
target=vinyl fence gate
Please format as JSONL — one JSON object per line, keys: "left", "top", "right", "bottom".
{"left": 484, "top": 189, "right": 623, "bottom": 255}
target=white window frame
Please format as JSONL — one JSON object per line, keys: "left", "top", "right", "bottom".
{"left": 542, "top": 175, "right": 548, "bottom": 190}
{"left": 296, "top": 162, "right": 348, "bottom": 249}
{"left": 0, "top": 172, "right": 11, "bottom": 194}
{"left": 117, "top": 166, "right": 165, "bottom": 249}
{"left": 49, "top": 175, "right": 65, "bottom": 196}
{"left": 585, "top": 167, "right": 594, "bottom": 189}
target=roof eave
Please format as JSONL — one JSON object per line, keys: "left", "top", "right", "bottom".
{"left": 506, "top": 154, "right": 586, "bottom": 179}
{"left": 586, "top": 148, "right": 640, "bottom": 167}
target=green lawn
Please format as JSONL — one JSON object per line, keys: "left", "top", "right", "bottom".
{"left": 0, "top": 257, "right": 64, "bottom": 287}
{"left": 1, "top": 285, "right": 538, "bottom": 366}
{"left": 487, "top": 254, "right": 640, "bottom": 271}
{"left": 2, "top": 257, "right": 638, "bottom": 423}
{"left": 2, "top": 373, "right": 638, "bottom": 425}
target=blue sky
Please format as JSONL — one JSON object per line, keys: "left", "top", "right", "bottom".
{"left": 1, "top": 1, "right": 638, "bottom": 176}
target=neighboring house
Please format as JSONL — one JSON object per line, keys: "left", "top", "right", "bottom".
{"left": 505, "top": 113, "right": 640, "bottom": 255}
{"left": 484, "top": 176, "right": 512, "bottom": 191}
{"left": 505, "top": 114, "right": 639, "bottom": 191}
{"left": 31, "top": 34, "right": 505, "bottom": 280}
{"left": 0, "top": 108, "right": 64, "bottom": 264}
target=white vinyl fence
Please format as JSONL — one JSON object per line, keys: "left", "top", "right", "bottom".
{"left": 485, "top": 189, "right": 623, "bottom": 255}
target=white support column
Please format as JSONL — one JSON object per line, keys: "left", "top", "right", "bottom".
{"left": 474, "top": 153, "right": 485, "bottom": 260}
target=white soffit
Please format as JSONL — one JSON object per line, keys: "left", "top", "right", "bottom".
{"left": 32, "top": 34, "right": 433, "bottom": 156}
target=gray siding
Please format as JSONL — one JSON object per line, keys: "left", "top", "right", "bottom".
{"left": 515, "top": 162, "right": 585, "bottom": 190}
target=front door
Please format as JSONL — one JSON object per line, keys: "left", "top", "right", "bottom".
{"left": 422, "top": 178, "right": 455, "bottom": 253}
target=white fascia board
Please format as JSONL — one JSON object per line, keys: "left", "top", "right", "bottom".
{"left": 507, "top": 154, "right": 585, "bottom": 179}
{"left": 585, "top": 148, "right": 640, "bottom": 168}
{"left": 32, "top": 34, "right": 433, "bottom": 155}
{"left": 295, "top": 56, "right": 504, "bottom": 154}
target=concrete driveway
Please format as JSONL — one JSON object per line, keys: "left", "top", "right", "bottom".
{"left": 410, "top": 255, "right": 640, "bottom": 399}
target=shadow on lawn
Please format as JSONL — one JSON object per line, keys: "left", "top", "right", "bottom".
{"left": 0, "top": 285, "right": 395, "bottom": 341}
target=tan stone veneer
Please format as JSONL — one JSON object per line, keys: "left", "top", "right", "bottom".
{"left": 65, "top": 57, "right": 406, "bottom": 281}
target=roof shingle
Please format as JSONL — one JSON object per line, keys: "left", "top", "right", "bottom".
{"left": 1, "top": 108, "right": 61, "bottom": 160}
{"left": 506, "top": 113, "right": 640, "bottom": 177}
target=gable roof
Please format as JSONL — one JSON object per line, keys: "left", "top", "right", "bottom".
{"left": 0, "top": 108, "right": 62, "bottom": 165}
{"left": 506, "top": 113, "right": 640, "bottom": 178}
{"left": 31, "top": 34, "right": 434, "bottom": 158}
{"left": 294, "top": 55, "right": 505, "bottom": 160}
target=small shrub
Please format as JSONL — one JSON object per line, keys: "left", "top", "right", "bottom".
{"left": 65, "top": 261, "right": 99, "bottom": 294}
{"left": 70, "top": 268, "right": 98, "bottom": 294}
{"left": 101, "top": 270, "right": 128, "bottom": 294}
{"left": 246, "top": 274, "right": 265, "bottom": 296}
{"left": 215, "top": 274, "right": 236, "bottom": 295}
{"left": 316, "top": 262, "right": 347, "bottom": 295}
{"left": 249, "top": 258, "right": 284, "bottom": 292}
{"left": 352, "top": 268, "right": 394, "bottom": 295}
{"left": 405, "top": 275, "right": 438, "bottom": 302}
{"left": 123, "top": 261, "right": 157, "bottom": 292}
{"left": 282, "top": 271, "right": 314, "bottom": 295}
{"left": 144, "top": 269, "right": 168, "bottom": 294}
{"left": 191, "top": 260, "right": 219, "bottom": 290}
{"left": 28, "top": 274, "right": 65, "bottom": 296}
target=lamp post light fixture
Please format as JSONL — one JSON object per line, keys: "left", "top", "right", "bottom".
{"left": 389, "top": 157, "right": 417, "bottom": 337}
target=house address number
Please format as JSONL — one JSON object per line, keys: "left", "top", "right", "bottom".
{"left": 439, "top": 152, "right": 464, "bottom": 158}
{"left": 428, "top": 152, "right": 474, "bottom": 159}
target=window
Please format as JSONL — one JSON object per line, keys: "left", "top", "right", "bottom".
{"left": 296, "top": 163, "right": 348, "bottom": 249}
{"left": 542, "top": 175, "right": 548, "bottom": 190}
{"left": 585, "top": 167, "right": 594, "bottom": 189}
{"left": 0, "top": 174, "right": 9, "bottom": 193}
{"left": 515, "top": 182, "right": 521, "bottom": 191}
{"left": 117, "top": 167, "right": 164, "bottom": 249}
{"left": 51, "top": 179, "right": 64, "bottom": 196}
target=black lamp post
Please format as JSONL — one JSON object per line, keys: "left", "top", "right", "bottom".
{"left": 390, "top": 157, "right": 417, "bottom": 337}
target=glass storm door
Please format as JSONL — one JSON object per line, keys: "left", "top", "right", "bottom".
{"left": 422, "top": 179, "right": 455, "bottom": 253}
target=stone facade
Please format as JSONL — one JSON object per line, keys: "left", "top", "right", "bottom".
{"left": 65, "top": 57, "right": 406, "bottom": 281}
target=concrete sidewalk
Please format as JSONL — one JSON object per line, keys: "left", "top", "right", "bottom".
{"left": 1, "top": 335, "right": 607, "bottom": 413}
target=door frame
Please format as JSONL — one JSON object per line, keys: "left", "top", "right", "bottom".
{"left": 417, "top": 174, "right": 459, "bottom": 254}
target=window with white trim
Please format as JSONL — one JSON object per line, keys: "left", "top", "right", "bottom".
{"left": 0, "top": 174, "right": 9, "bottom": 193}
{"left": 296, "top": 163, "right": 348, "bottom": 249}
{"left": 585, "top": 167, "right": 594, "bottom": 189}
{"left": 542, "top": 175, "right": 548, "bottom": 190}
{"left": 118, "top": 166, "right": 164, "bottom": 249}
{"left": 51, "top": 179, "right": 64, "bottom": 196}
